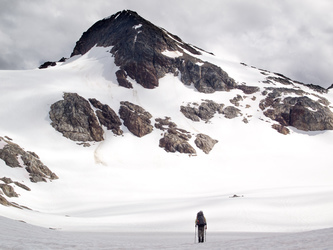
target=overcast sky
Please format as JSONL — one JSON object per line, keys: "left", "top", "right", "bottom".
{"left": 1, "top": 0, "right": 332, "bottom": 88}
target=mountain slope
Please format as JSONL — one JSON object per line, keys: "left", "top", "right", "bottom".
{"left": 0, "top": 10, "right": 333, "bottom": 233}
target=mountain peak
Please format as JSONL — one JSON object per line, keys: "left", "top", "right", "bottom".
{"left": 71, "top": 9, "right": 199, "bottom": 56}
{"left": 70, "top": 10, "right": 236, "bottom": 91}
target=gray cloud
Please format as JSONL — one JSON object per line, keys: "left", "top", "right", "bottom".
{"left": 0, "top": 0, "right": 332, "bottom": 88}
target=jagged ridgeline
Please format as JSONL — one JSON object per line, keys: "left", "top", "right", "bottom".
{"left": 70, "top": 10, "right": 237, "bottom": 93}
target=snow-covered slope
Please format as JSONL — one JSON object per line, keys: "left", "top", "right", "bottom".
{"left": 1, "top": 43, "right": 333, "bottom": 235}
{"left": 1, "top": 215, "right": 333, "bottom": 249}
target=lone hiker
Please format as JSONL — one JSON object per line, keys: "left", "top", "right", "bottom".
{"left": 195, "top": 211, "right": 207, "bottom": 243}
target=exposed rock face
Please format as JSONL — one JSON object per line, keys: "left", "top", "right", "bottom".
{"left": 39, "top": 61, "right": 56, "bottom": 69}
{"left": 237, "top": 85, "right": 260, "bottom": 94}
{"left": 159, "top": 128, "right": 196, "bottom": 154}
{"left": 195, "top": 134, "right": 218, "bottom": 154}
{"left": 154, "top": 117, "right": 177, "bottom": 130}
{"left": 0, "top": 137, "right": 58, "bottom": 183}
{"left": 71, "top": 10, "right": 236, "bottom": 93}
{"left": 0, "top": 137, "right": 56, "bottom": 208}
{"left": 272, "top": 124, "right": 290, "bottom": 135}
{"left": 0, "top": 195, "right": 12, "bottom": 207}
{"left": 49, "top": 93, "right": 104, "bottom": 142}
{"left": 0, "top": 177, "right": 32, "bottom": 208}
{"left": 180, "top": 100, "right": 224, "bottom": 122}
{"left": 115, "top": 69, "right": 133, "bottom": 89}
{"left": 89, "top": 98, "right": 123, "bottom": 135}
{"left": 155, "top": 117, "right": 196, "bottom": 154}
{"left": 155, "top": 117, "right": 216, "bottom": 155}
{"left": 0, "top": 184, "right": 18, "bottom": 197}
{"left": 181, "top": 100, "right": 243, "bottom": 121}
{"left": 119, "top": 101, "right": 153, "bottom": 137}
{"left": 222, "top": 106, "right": 242, "bottom": 119}
{"left": 230, "top": 95, "right": 243, "bottom": 107}
{"left": 177, "top": 58, "right": 236, "bottom": 93}
{"left": 0, "top": 144, "right": 21, "bottom": 168}
{"left": 260, "top": 88, "right": 333, "bottom": 131}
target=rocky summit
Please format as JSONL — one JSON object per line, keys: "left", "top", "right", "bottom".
{"left": 70, "top": 10, "right": 236, "bottom": 92}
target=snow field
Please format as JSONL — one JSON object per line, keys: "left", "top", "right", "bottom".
{"left": 0, "top": 46, "right": 332, "bottom": 236}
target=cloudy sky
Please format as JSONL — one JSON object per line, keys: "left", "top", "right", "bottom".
{"left": 1, "top": 0, "right": 332, "bottom": 88}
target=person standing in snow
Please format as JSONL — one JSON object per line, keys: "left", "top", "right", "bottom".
{"left": 195, "top": 211, "right": 207, "bottom": 243}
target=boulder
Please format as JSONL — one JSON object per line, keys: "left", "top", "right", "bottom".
{"left": 222, "top": 106, "right": 242, "bottom": 119}
{"left": 181, "top": 100, "right": 224, "bottom": 122}
{"left": 159, "top": 128, "right": 196, "bottom": 154}
{"left": 89, "top": 98, "right": 123, "bottom": 135}
{"left": 195, "top": 134, "right": 218, "bottom": 154}
{"left": 115, "top": 69, "right": 133, "bottom": 88}
{"left": 49, "top": 93, "right": 104, "bottom": 142}
{"left": 0, "top": 144, "right": 23, "bottom": 168}
{"left": 119, "top": 101, "right": 153, "bottom": 137}
{"left": 180, "top": 105, "right": 201, "bottom": 122}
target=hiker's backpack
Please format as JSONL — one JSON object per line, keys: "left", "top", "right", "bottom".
{"left": 197, "top": 212, "right": 206, "bottom": 226}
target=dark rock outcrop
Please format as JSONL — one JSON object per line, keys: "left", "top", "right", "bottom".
{"left": 222, "top": 106, "right": 242, "bottom": 119}
{"left": 71, "top": 10, "right": 236, "bottom": 93}
{"left": 154, "top": 117, "right": 177, "bottom": 130}
{"left": 155, "top": 117, "right": 216, "bottom": 155}
{"left": 230, "top": 95, "right": 243, "bottom": 107}
{"left": 39, "top": 61, "right": 56, "bottom": 69}
{"left": 181, "top": 100, "right": 224, "bottom": 122}
{"left": 0, "top": 195, "right": 12, "bottom": 207}
{"left": 0, "top": 137, "right": 58, "bottom": 183}
{"left": 181, "top": 100, "right": 243, "bottom": 121}
{"left": 49, "top": 93, "right": 104, "bottom": 142}
{"left": 119, "top": 101, "right": 153, "bottom": 137}
{"left": 195, "top": 134, "right": 218, "bottom": 154}
{"left": 89, "top": 98, "right": 123, "bottom": 135}
{"left": 237, "top": 85, "right": 260, "bottom": 94}
{"left": 177, "top": 58, "right": 236, "bottom": 93}
{"left": 0, "top": 184, "right": 18, "bottom": 197}
{"left": 155, "top": 117, "right": 196, "bottom": 154}
{"left": 0, "top": 144, "right": 21, "bottom": 168}
{"left": 115, "top": 69, "right": 133, "bottom": 88}
{"left": 159, "top": 128, "right": 196, "bottom": 155}
{"left": 272, "top": 124, "right": 290, "bottom": 135}
{"left": 0, "top": 177, "right": 30, "bottom": 191}
{"left": 260, "top": 88, "right": 333, "bottom": 131}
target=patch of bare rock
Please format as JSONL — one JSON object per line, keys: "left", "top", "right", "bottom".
{"left": 49, "top": 93, "right": 104, "bottom": 142}
{"left": 89, "top": 98, "right": 123, "bottom": 135}
{"left": 260, "top": 88, "right": 333, "bottom": 131}
{"left": 0, "top": 137, "right": 58, "bottom": 183}
{"left": 0, "top": 136, "right": 57, "bottom": 208}
{"left": 181, "top": 99, "right": 242, "bottom": 122}
{"left": 119, "top": 101, "right": 153, "bottom": 137}
{"left": 155, "top": 117, "right": 218, "bottom": 154}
